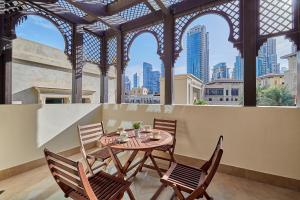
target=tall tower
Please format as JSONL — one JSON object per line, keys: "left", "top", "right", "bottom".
{"left": 211, "top": 63, "right": 230, "bottom": 81}
{"left": 133, "top": 73, "right": 139, "bottom": 88}
{"left": 233, "top": 54, "right": 244, "bottom": 80}
{"left": 143, "top": 62, "right": 153, "bottom": 92}
{"left": 256, "top": 38, "right": 280, "bottom": 76}
{"left": 187, "top": 25, "right": 209, "bottom": 83}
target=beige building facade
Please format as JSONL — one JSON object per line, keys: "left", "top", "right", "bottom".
{"left": 256, "top": 74, "right": 284, "bottom": 88}
{"left": 11, "top": 38, "right": 108, "bottom": 104}
{"left": 160, "top": 74, "right": 205, "bottom": 105}
{"left": 281, "top": 53, "right": 297, "bottom": 97}
{"left": 204, "top": 80, "right": 244, "bottom": 105}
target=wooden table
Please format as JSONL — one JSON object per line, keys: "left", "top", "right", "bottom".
{"left": 100, "top": 129, "right": 173, "bottom": 180}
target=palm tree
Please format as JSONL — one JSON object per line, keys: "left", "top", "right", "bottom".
{"left": 257, "top": 86, "right": 295, "bottom": 106}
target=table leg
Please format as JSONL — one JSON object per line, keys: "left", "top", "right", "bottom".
{"left": 108, "top": 147, "right": 124, "bottom": 178}
{"left": 128, "top": 151, "right": 151, "bottom": 179}
{"left": 149, "top": 154, "right": 163, "bottom": 177}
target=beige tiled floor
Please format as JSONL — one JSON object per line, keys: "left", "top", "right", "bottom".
{"left": 0, "top": 152, "right": 299, "bottom": 200}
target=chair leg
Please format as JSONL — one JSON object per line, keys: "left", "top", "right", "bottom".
{"left": 204, "top": 191, "right": 213, "bottom": 200}
{"left": 151, "top": 183, "right": 167, "bottom": 200}
{"left": 171, "top": 186, "right": 185, "bottom": 200}
{"left": 168, "top": 149, "right": 176, "bottom": 168}
{"left": 127, "top": 188, "right": 136, "bottom": 200}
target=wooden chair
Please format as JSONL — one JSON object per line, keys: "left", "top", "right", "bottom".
{"left": 78, "top": 122, "right": 122, "bottom": 175}
{"left": 151, "top": 136, "right": 223, "bottom": 200}
{"left": 44, "top": 148, "right": 135, "bottom": 200}
{"left": 152, "top": 119, "right": 177, "bottom": 168}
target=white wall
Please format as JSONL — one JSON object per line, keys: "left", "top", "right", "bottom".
{"left": 0, "top": 104, "right": 102, "bottom": 170}
{"left": 102, "top": 104, "right": 300, "bottom": 180}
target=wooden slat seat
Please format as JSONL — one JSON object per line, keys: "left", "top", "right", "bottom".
{"left": 44, "top": 149, "right": 135, "bottom": 200}
{"left": 161, "top": 163, "right": 206, "bottom": 193}
{"left": 151, "top": 136, "right": 223, "bottom": 200}
{"left": 78, "top": 122, "right": 122, "bottom": 175}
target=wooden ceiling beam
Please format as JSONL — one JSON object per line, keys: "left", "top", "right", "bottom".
{"left": 107, "top": 0, "right": 144, "bottom": 15}
{"left": 154, "top": 0, "right": 169, "bottom": 15}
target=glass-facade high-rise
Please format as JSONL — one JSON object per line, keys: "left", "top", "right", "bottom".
{"left": 187, "top": 25, "right": 209, "bottom": 83}
{"left": 133, "top": 73, "right": 139, "bottom": 88}
{"left": 211, "top": 63, "right": 230, "bottom": 81}
{"left": 143, "top": 62, "right": 152, "bottom": 91}
{"left": 124, "top": 76, "right": 131, "bottom": 95}
{"left": 233, "top": 54, "right": 244, "bottom": 80}
{"left": 151, "top": 71, "right": 160, "bottom": 94}
{"left": 142, "top": 62, "right": 160, "bottom": 94}
{"left": 256, "top": 38, "right": 280, "bottom": 77}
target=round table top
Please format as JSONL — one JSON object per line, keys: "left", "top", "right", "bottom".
{"left": 100, "top": 129, "right": 173, "bottom": 150}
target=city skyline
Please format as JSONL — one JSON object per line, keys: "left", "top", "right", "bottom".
{"left": 16, "top": 15, "right": 293, "bottom": 85}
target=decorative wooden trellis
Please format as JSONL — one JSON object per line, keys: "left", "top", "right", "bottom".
{"left": 10, "top": 0, "right": 73, "bottom": 57}
{"left": 1, "top": 0, "right": 299, "bottom": 105}
{"left": 83, "top": 31, "right": 101, "bottom": 65}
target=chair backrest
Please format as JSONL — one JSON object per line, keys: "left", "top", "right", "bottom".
{"left": 202, "top": 136, "right": 223, "bottom": 188}
{"left": 44, "top": 149, "right": 97, "bottom": 200}
{"left": 153, "top": 118, "right": 177, "bottom": 136}
{"left": 78, "top": 122, "right": 105, "bottom": 148}
{"left": 44, "top": 148, "right": 85, "bottom": 197}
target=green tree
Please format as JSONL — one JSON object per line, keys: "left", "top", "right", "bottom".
{"left": 193, "top": 99, "right": 208, "bottom": 105}
{"left": 257, "top": 86, "right": 294, "bottom": 106}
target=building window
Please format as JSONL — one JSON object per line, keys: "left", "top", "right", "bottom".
{"left": 231, "top": 88, "right": 239, "bottom": 96}
{"left": 226, "top": 90, "right": 229, "bottom": 96}
{"left": 226, "top": 98, "right": 229, "bottom": 101}
{"left": 45, "top": 98, "right": 66, "bottom": 104}
{"left": 205, "top": 88, "right": 224, "bottom": 95}
{"left": 220, "top": 98, "right": 223, "bottom": 101}
{"left": 209, "top": 98, "right": 212, "bottom": 101}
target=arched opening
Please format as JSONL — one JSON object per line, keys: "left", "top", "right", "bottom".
{"left": 13, "top": 15, "right": 72, "bottom": 104}
{"left": 174, "top": 14, "right": 242, "bottom": 105}
{"left": 256, "top": 36, "right": 296, "bottom": 106}
{"left": 124, "top": 32, "right": 162, "bottom": 104}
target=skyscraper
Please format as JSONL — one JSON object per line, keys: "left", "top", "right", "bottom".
{"left": 151, "top": 71, "right": 161, "bottom": 94}
{"left": 256, "top": 38, "right": 280, "bottom": 77}
{"left": 187, "top": 25, "right": 209, "bottom": 83}
{"left": 143, "top": 62, "right": 161, "bottom": 94}
{"left": 124, "top": 76, "right": 131, "bottom": 95}
{"left": 233, "top": 54, "right": 244, "bottom": 80}
{"left": 133, "top": 73, "right": 139, "bottom": 88}
{"left": 143, "top": 62, "right": 152, "bottom": 91}
{"left": 211, "top": 63, "right": 230, "bottom": 81}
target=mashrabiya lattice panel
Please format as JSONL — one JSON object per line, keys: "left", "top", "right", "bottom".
{"left": 118, "top": 3, "right": 151, "bottom": 22}
{"left": 123, "top": 23, "right": 164, "bottom": 64}
{"left": 174, "top": 0, "right": 240, "bottom": 59}
{"left": 83, "top": 31, "right": 101, "bottom": 65}
{"left": 56, "top": 0, "right": 87, "bottom": 17}
{"left": 107, "top": 36, "right": 117, "bottom": 65}
{"left": 259, "top": 0, "right": 293, "bottom": 36}
{"left": 12, "top": 1, "right": 73, "bottom": 56}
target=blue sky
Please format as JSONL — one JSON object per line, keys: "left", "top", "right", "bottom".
{"left": 16, "top": 15, "right": 293, "bottom": 85}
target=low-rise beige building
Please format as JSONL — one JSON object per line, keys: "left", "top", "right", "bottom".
{"left": 256, "top": 73, "right": 284, "bottom": 88}
{"left": 12, "top": 38, "right": 106, "bottom": 104}
{"left": 130, "top": 87, "right": 149, "bottom": 96}
{"left": 281, "top": 53, "right": 297, "bottom": 97}
{"left": 160, "top": 74, "right": 205, "bottom": 105}
{"left": 204, "top": 80, "right": 244, "bottom": 105}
